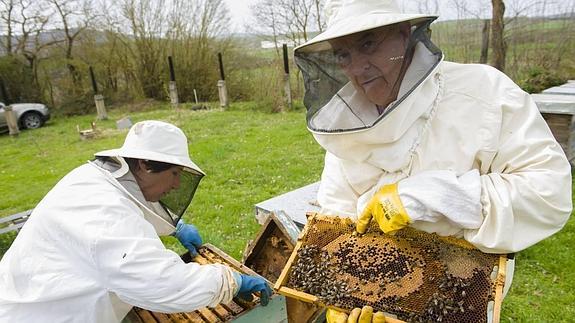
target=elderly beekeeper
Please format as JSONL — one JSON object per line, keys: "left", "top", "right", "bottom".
{"left": 0, "top": 120, "right": 271, "bottom": 322}
{"left": 294, "top": 0, "right": 572, "bottom": 321}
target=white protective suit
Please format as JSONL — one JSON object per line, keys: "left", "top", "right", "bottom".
{"left": 315, "top": 55, "right": 572, "bottom": 254}
{"left": 0, "top": 160, "right": 237, "bottom": 322}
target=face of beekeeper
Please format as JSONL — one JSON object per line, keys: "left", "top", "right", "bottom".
{"left": 135, "top": 159, "right": 183, "bottom": 202}
{"left": 331, "top": 24, "right": 411, "bottom": 107}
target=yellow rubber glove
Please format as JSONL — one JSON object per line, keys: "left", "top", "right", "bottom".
{"left": 326, "top": 306, "right": 386, "bottom": 323}
{"left": 325, "top": 308, "right": 348, "bottom": 323}
{"left": 372, "top": 311, "right": 387, "bottom": 323}
{"left": 356, "top": 183, "right": 410, "bottom": 234}
{"left": 357, "top": 306, "right": 373, "bottom": 323}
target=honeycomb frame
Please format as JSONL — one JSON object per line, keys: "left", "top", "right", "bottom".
{"left": 274, "top": 213, "right": 507, "bottom": 323}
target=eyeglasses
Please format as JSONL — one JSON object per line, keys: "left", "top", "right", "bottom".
{"left": 332, "top": 29, "right": 404, "bottom": 67}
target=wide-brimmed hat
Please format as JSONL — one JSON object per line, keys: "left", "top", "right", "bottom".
{"left": 95, "top": 120, "right": 205, "bottom": 176}
{"left": 295, "top": 0, "right": 437, "bottom": 52}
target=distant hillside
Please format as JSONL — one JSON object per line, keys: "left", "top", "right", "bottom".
{"left": 0, "top": 28, "right": 108, "bottom": 56}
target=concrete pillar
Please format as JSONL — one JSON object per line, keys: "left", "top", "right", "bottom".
{"left": 4, "top": 105, "right": 19, "bottom": 136}
{"left": 284, "top": 74, "right": 292, "bottom": 109}
{"left": 169, "top": 81, "right": 179, "bottom": 108}
{"left": 94, "top": 94, "right": 107, "bottom": 120}
{"left": 217, "top": 80, "right": 228, "bottom": 108}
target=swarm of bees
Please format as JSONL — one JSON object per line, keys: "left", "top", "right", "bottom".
{"left": 288, "top": 245, "right": 356, "bottom": 306}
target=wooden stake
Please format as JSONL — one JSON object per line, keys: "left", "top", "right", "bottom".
{"left": 283, "top": 44, "right": 292, "bottom": 109}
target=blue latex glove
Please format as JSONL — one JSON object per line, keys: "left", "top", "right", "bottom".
{"left": 234, "top": 273, "right": 272, "bottom": 306}
{"left": 175, "top": 219, "right": 202, "bottom": 256}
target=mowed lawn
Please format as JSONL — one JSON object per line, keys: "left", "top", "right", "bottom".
{"left": 0, "top": 103, "right": 573, "bottom": 322}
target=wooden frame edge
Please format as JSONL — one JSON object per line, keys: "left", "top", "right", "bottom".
{"left": 492, "top": 255, "right": 508, "bottom": 323}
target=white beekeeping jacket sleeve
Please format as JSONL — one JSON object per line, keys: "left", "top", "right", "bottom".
{"left": 317, "top": 152, "right": 359, "bottom": 217}
{"left": 92, "top": 202, "right": 237, "bottom": 313}
{"left": 397, "top": 169, "right": 483, "bottom": 229}
{"left": 463, "top": 90, "right": 572, "bottom": 253}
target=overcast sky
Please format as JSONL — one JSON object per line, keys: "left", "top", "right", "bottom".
{"left": 223, "top": 0, "right": 574, "bottom": 33}
{"left": 223, "top": 0, "right": 258, "bottom": 31}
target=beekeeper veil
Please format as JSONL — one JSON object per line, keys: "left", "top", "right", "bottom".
{"left": 295, "top": 0, "right": 442, "bottom": 133}
{"left": 94, "top": 120, "right": 204, "bottom": 235}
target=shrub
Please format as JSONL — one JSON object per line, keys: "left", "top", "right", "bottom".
{"left": 517, "top": 66, "right": 566, "bottom": 94}
{"left": 0, "top": 56, "right": 42, "bottom": 103}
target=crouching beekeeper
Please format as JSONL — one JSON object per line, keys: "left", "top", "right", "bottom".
{"left": 0, "top": 120, "right": 271, "bottom": 322}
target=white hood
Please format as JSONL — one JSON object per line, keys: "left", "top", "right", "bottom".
{"left": 313, "top": 43, "right": 443, "bottom": 175}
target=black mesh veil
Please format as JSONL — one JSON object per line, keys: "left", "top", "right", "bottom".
{"left": 295, "top": 19, "right": 442, "bottom": 133}
{"left": 159, "top": 168, "right": 204, "bottom": 225}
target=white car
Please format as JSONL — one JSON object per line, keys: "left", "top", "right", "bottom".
{"left": 0, "top": 101, "right": 50, "bottom": 132}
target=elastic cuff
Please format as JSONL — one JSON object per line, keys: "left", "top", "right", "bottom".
{"left": 232, "top": 271, "right": 242, "bottom": 296}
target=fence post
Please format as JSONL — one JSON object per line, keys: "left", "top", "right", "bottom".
{"left": 0, "top": 78, "right": 19, "bottom": 136}
{"left": 480, "top": 19, "right": 490, "bottom": 64}
{"left": 5, "top": 105, "right": 20, "bottom": 136}
{"left": 168, "top": 56, "right": 179, "bottom": 109}
{"left": 90, "top": 66, "right": 107, "bottom": 120}
{"left": 217, "top": 52, "right": 229, "bottom": 108}
{"left": 283, "top": 43, "right": 292, "bottom": 110}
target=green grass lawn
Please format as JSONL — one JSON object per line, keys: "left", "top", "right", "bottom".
{"left": 1, "top": 102, "right": 573, "bottom": 322}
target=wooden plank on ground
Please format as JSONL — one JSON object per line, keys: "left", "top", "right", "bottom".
{"left": 0, "top": 222, "right": 26, "bottom": 235}
{"left": 0, "top": 209, "right": 33, "bottom": 224}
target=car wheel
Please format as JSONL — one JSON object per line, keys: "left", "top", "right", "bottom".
{"left": 21, "top": 112, "right": 44, "bottom": 129}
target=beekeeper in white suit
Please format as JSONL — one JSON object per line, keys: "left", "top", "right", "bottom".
{"left": 294, "top": 0, "right": 572, "bottom": 321}
{"left": 0, "top": 120, "right": 271, "bottom": 322}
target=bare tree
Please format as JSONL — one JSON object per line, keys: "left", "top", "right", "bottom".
{"left": 313, "top": 0, "right": 324, "bottom": 33}
{"left": 119, "top": 0, "right": 169, "bottom": 99}
{"left": 278, "top": 0, "right": 312, "bottom": 45}
{"left": 251, "top": 0, "right": 325, "bottom": 50}
{"left": 490, "top": 0, "right": 506, "bottom": 71}
{"left": 251, "top": 0, "right": 282, "bottom": 55}
{"left": 13, "top": 0, "right": 63, "bottom": 87}
{"left": 0, "top": 0, "right": 63, "bottom": 98}
{"left": 168, "top": 0, "right": 230, "bottom": 102}
{"left": 0, "top": 0, "right": 16, "bottom": 55}
{"left": 416, "top": 0, "right": 439, "bottom": 16}
{"left": 49, "top": 0, "right": 94, "bottom": 88}
{"left": 113, "top": 0, "right": 229, "bottom": 100}
{"left": 443, "top": 0, "right": 488, "bottom": 63}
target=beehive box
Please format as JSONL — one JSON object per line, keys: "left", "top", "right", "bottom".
{"left": 532, "top": 92, "right": 575, "bottom": 164}
{"left": 275, "top": 214, "right": 507, "bottom": 323}
{"left": 125, "top": 244, "right": 267, "bottom": 322}
{"left": 242, "top": 211, "right": 300, "bottom": 283}
{"left": 242, "top": 211, "right": 325, "bottom": 323}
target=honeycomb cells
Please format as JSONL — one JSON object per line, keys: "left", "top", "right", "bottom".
{"left": 284, "top": 216, "right": 502, "bottom": 322}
